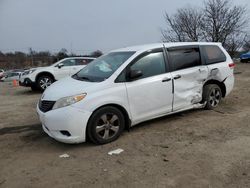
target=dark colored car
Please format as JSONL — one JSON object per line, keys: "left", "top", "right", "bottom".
{"left": 240, "top": 52, "right": 250, "bottom": 63}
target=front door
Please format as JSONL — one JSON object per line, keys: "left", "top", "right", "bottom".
{"left": 54, "top": 59, "right": 76, "bottom": 80}
{"left": 167, "top": 47, "right": 209, "bottom": 111}
{"left": 125, "top": 50, "right": 173, "bottom": 124}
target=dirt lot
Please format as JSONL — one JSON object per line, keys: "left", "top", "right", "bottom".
{"left": 0, "top": 63, "right": 250, "bottom": 188}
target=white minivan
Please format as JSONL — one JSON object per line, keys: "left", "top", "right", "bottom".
{"left": 37, "top": 43, "right": 235, "bottom": 144}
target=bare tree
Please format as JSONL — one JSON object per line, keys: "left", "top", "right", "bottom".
{"left": 224, "top": 32, "right": 247, "bottom": 56}
{"left": 162, "top": 7, "right": 203, "bottom": 42}
{"left": 202, "top": 0, "right": 247, "bottom": 45}
{"left": 243, "top": 36, "right": 250, "bottom": 51}
{"left": 90, "top": 50, "right": 103, "bottom": 58}
{"left": 161, "top": 0, "right": 248, "bottom": 55}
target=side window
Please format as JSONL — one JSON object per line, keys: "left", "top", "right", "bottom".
{"left": 61, "top": 59, "right": 76, "bottom": 66}
{"left": 168, "top": 48, "right": 201, "bottom": 71}
{"left": 76, "top": 59, "right": 94, "bottom": 65}
{"left": 116, "top": 70, "right": 126, "bottom": 82}
{"left": 130, "top": 52, "right": 166, "bottom": 79}
{"left": 202, "top": 45, "right": 226, "bottom": 65}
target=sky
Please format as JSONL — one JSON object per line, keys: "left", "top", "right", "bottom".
{"left": 0, "top": 0, "right": 249, "bottom": 54}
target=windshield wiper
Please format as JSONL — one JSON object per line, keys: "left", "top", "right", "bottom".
{"left": 73, "top": 74, "right": 92, "bottom": 82}
{"left": 78, "top": 76, "right": 91, "bottom": 81}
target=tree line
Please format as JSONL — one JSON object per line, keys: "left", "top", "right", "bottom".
{"left": 161, "top": 0, "right": 250, "bottom": 56}
{"left": 1, "top": 0, "right": 249, "bottom": 70}
{"left": 0, "top": 48, "right": 103, "bottom": 70}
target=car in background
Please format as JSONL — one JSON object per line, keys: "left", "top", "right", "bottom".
{"left": 240, "top": 52, "right": 250, "bottom": 63}
{"left": 0, "top": 69, "right": 4, "bottom": 80}
{"left": 1, "top": 71, "right": 22, "bottom": 82}
{"left": 19, "top": 57, "right": 95, "bottom": 91}
{"left": 37, "top": 42, "right": 235, "bottom": 144}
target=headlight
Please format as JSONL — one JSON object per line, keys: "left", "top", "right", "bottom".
{"left": 23, "top": 69, "right": 36, "bottom": 76}
{"left": 52, "top": 93, "right": 87, "bottom": 110}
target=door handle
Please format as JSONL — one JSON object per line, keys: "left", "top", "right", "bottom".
{"left": 211, "top": 68, "right": 219, "bottom": 71}
{"left": 199, "top": 68, "right": 206, "bottom": 72}
{"left": 162, "top": 77, "right": 172, "bottom": 82}
{"left": 173, "top": 75, "right": 181, "bottom": 80}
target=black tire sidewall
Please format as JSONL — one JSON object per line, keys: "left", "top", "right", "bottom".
{"left": 203, "top": 84, "right": 222, "bottom": 110}
{"left": 87, "top": 106, "right": 125, "bottom": 145}
{"left": 36, "top": 75, "right": 53, "bottom": 91}
{"left": 31, "top": 85, "right": 39, "bottom": 91}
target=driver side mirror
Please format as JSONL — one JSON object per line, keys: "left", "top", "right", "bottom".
{"left": 57, "top": 63, "right": 64, "bottom": 69}
{"left": 129, "top": 69, "right": 143, "bottom": 80}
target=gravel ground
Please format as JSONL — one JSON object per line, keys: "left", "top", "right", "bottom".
{"left": 0, "top": 63, "right": 250, "bottom": 188}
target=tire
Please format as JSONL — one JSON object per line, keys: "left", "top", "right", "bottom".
{"left": 241, "top": 59, "right": 249, "bottom": 63}
{"left": 87, "top": 106, "right": 125, "bottom": 145}
{"left": 31, "top": 85, "right": 39, "bottom": 91}
{"left": 36, "top": 75, "right": 54, "bottom": 91}
{"left": 203, "top": 84, "right": 222, "bottom": 110}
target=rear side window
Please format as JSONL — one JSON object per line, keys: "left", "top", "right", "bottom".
{"left": 76, "top": 59, "right": 94, "bottom": 65}
{"left": 202, "top": 45, "right": 226, "bottom": 65}
{"left": 168, "top": 48, "right": 201, "bottom": 71}
{"left": 130, "top": 52, "right": 166, "bottom": 79}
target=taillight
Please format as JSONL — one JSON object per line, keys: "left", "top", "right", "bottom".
{"left": 229, "top": 63, "right": 235, "bottom": 69}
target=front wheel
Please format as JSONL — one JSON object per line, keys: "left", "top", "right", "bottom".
{"left": 203, "top": 84, "right": 222, "bottom": 110}
{"left": 87, "top": 106, "right": 125, "bottom": 144}
{"left": 36, "top": 75, "right": 54, "bottom": 91}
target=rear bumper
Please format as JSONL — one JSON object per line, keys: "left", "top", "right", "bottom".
{"left": 224, "top": 75, "right": 234, "bottom": 96}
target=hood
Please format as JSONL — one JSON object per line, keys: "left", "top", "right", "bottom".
{"left": 42, "top": 76, "right": 100, "bottom": 101}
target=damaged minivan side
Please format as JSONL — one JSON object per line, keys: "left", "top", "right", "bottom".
{"left": 37, "top": 42, "right": 235, "bottom": 144}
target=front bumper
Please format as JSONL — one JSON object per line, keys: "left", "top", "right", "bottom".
{"left": 19, "top": 77, "right": 36, "bottom": 87}
{"left": 37, "top": 105, "right": 92, "bottom": 144}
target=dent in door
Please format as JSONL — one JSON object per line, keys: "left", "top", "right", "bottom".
{"left": 174, "top": 67, "right": 208, "bottom": 109}
{"left": 207, "top": 67, "right": 226, "bottom": 82}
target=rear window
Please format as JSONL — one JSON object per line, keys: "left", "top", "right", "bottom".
{"left": 168, "top": 48, "right": 201, "bottom": 71}
{"left": 202, "top": 45, "right": 226, "bottom": 65}
{"left": 76, "top": 59, "right": 94, "bottom": 65}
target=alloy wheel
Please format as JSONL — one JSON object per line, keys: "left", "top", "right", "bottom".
{"left": 209, "top": 88, "right": 221, "bottom": 107}
{"left": 95, "top": 113, "right": 120, "bottom": 140}
{"left": 39, "top": 77, "right": 52, "bottom": 90}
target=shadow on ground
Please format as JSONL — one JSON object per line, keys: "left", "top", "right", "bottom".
{"left": 15, "top": 89, "right": 42, "bottom": 96}
{"left": 0, "top": 124, "right": 41, "bottom": 135}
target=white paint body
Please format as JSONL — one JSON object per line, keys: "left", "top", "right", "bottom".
{"left": 19, "top": 57, "right": 95, "bottom": 84}
{"left": 37, "top": 42, "right": 235, "bottom": 144}
{"left": 2, "top": 72, "right": 22, "bottom": 81}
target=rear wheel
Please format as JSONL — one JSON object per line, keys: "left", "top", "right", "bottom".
{"left": 36, "top": 75, "right": 54, "bottom": 91}
{"left": 203, "top": 84, "right": 222, "bottom": 110}
{"left": 87, "top": 106, "right": 125, "bottom": 144}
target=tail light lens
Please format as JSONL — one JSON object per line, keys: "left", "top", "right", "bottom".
{"left": 229, "top": 63, "right": 235, "bottom": 69}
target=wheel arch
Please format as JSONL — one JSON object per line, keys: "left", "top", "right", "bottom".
{"left": 203, "top": 79, "right": 226, "bottom": 97}
{"left": 88, "top": 103, "right": 131, "bottom": 131}
{"left": 35, "top": 71, "right": 55, "bottom": 83}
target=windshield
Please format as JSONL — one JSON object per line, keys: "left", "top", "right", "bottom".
{"left": 72, "top": 52, "right": 135, "bottom": 82}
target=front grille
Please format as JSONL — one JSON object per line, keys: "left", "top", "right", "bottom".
{"left": 39, "top": 100, "right": 55, "bottom": 113}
